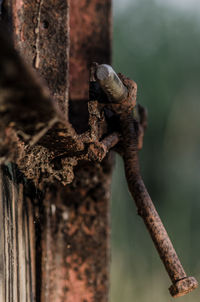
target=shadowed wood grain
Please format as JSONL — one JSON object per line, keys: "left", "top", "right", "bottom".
{"left": 0, "top": 164, "right": 36, "bottom": 302}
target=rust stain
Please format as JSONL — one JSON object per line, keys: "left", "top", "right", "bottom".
{"left": 13, "top": 0, "right": 69, "bottom": 113}
{"left": 69, "top": 0, "right": 112, "bottom": 101}
{"left": 3, "top": 0, "right": 113, "bottom": 301}
{"left": 66, "top": 261, "right": 94, "bottom": 302}
{"left": 40, "top": 159, "right": 112, "bottom": 301}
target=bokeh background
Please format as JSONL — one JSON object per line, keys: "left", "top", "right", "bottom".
{"left": 111, "top": 0, "right": 200, "bottom": 301}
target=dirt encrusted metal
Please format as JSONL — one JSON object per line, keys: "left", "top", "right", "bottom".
{"left": 0, "top": 0, "right": 113, "bottom": 187}
{"left": 0, "top": 0, "right": 198, "bottom": 300}
{"left": 1, "top": 0, "right": 113, "bottom": 301}
{"left": 0, "top": 27, "right": 110, "bottom": 185}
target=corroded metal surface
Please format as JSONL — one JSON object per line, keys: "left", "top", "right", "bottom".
{"left": 40, "top": 158, "right": 112, "bottom": 302}
{"left": 12, "top": 0, "right": 69, "bottom": 113}
{"left": 169, "top": 277, "right": 198, "bottom": 298}
{"left": 0, "top": 27, "right": 83, "bottom": 184}
{"left": 69, "top": 0, "right": 112, "bottom": 101}
{"left": 1, "top": 0, "right": 113, "bottom": 301}
{"left": 0, "top": 4, "right": 112, "bottom": 185}
{"left": 94, "top": 64, "right": 198, "bottom": 297}
{"left": 88, "top": 132, "right": 119, "bottom": 161}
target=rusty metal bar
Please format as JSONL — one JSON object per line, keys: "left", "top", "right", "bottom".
{"left": 96, "top": 64, "right": 198, "bottom": 298}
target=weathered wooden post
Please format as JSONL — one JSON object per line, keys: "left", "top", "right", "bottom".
{"left": 0, "top": 1, "right": 112, "bottom": 301}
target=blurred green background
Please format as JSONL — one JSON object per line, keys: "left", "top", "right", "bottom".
{"left": 111, "top": 0, "right": 200, "bottom": 301}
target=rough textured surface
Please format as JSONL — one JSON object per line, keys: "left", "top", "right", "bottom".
{"left": 12, "top": 0, "right": 69, "bottom": 114}
{"left": 0, "top": 1, "right": 113, "bottom": 302}
{"left": 40, "top": 157, "right": 113, "bottom": 302}
{"left": 69, "top": 0, "right": 112, "bottom": 101}
{"left": 169, "top": 277, "right": 198, "bottom": 298}
{"left": 100, "top": 69, "right": 198, "bottom": 297}
{"left": 91, "top": 63, "right": 197, "bottom": 297}
{"left": 0, "top": 26, "right": 84, "bottom": 185}
{"left": 0, "top": 26, "right": 110, "bottom": 185}
{"left": 120, "top": 111, "right": 195, "bottom": 293}
{"left": 0, "top": 164, "right": 36, "bottom": 302}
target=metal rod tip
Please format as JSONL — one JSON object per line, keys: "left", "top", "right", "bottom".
{"left": 96, "top": 64, "right": 113, "bottom": 81}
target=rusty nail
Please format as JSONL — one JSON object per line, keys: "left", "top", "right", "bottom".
{"left": 97, "top": 64, "right": 198, "bottom": 297}
{"left": 122, "top": 115, "right": 198, "bottom": 297}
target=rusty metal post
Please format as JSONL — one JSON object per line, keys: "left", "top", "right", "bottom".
{"left": 1, "top": 1, "right": 112, "bottom": 302}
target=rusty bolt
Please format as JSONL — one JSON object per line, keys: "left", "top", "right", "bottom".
{"left": 96, "top": 64, "right": 198, "bottom": 297}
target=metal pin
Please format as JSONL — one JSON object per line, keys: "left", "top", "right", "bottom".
{"left": 96, "top": 64, "right": 128, "bottom": 103}
{"left": 96, "top": 64, "right": 198, "bottom": 297}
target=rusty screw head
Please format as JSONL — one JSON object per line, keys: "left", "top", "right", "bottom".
{"left": 169, "top": 277, "right": 198, "bottom": 298}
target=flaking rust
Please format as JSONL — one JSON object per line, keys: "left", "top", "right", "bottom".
{"left": 0, "top": 0, "right": 112, "bottom": 186}
{"left": 1, "top": 1, "right": 113, "bottom": 301}
{"left": 0, "top": 26, "right": 110, "bottom": 186}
